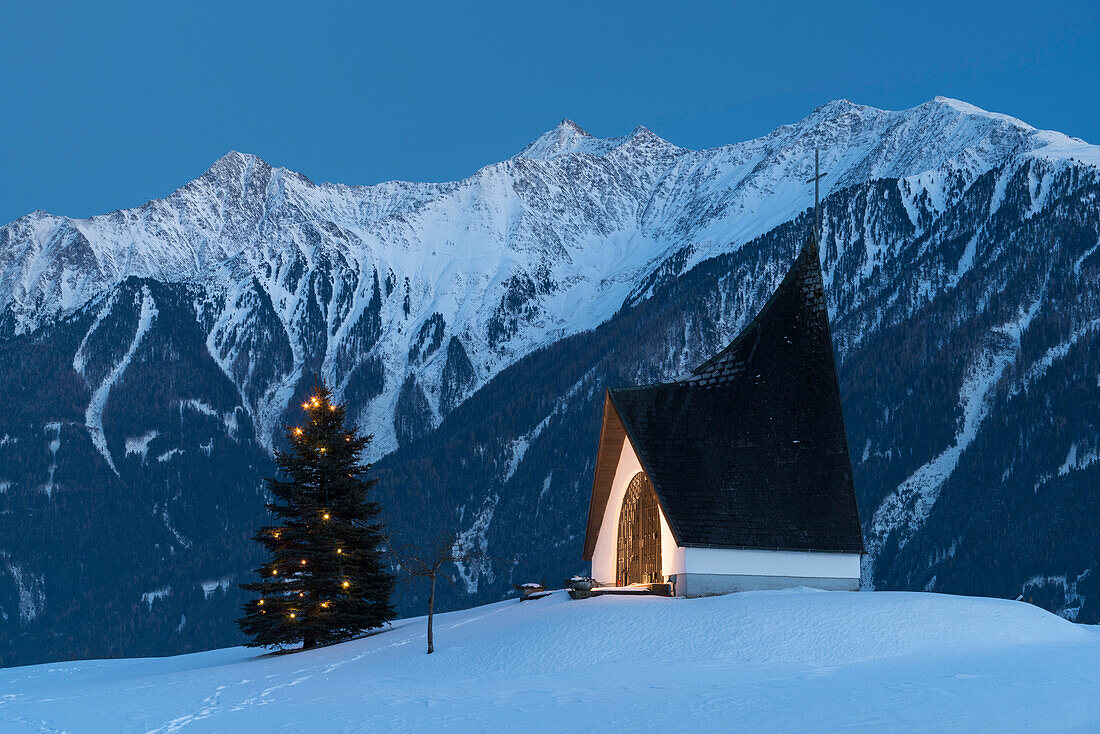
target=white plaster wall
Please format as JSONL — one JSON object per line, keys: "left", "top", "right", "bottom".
{"left": 659, "top": 507, "right": 684, "bottom": 577}
{"left": 682, "top": 547, "right": 861, "bottom": 579}
{"left": 590, "top": 438, "right": 643, "bottom": 583}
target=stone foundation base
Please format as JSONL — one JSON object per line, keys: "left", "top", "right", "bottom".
{"left": 669, "top": 573, "right": 859, "bottom": 597}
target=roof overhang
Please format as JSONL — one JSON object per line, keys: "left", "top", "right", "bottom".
{"left": 582, "top": 391, "right": 626, "bottom": 561}
{"left": 583, "top": 389, "right": 689, "bottom": 561}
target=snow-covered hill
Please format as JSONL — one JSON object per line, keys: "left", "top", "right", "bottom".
{"left": 3, "top": 590, "right": 1098, "bottom": 733}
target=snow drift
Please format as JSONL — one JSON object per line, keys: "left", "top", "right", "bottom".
{"left": 2, "top": 590, "right": 1098, "bottom": 733}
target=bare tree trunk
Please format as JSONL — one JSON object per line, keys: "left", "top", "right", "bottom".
{"left": 427, "top": 572, "right": 436, "bottom": 654}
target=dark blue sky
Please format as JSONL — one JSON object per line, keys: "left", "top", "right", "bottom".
{"left": 2, "top": 0, "right": 1097, "bottom": 225}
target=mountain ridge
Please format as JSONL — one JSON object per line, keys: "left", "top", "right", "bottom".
{"left": 9, "top": 95, "right": 1096, "bottom": 237}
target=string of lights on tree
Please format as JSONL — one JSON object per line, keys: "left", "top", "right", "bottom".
{"left": 238, "top": 383, "right": 393, "bottom": 649}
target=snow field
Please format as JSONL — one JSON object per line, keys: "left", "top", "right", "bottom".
{"left": 2, "top": 589, "right": 1098, "bottom": 733}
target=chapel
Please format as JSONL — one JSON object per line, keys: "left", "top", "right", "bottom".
{"left": 582, "top": 234, "right": 864, "bottom": 597}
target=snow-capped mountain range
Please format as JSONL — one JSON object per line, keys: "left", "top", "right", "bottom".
{"left": 3, "top": 96, "right": 1094, "bottom": 456}
{"left": 1, "top": 97, "right": 1099, "bottom": 667}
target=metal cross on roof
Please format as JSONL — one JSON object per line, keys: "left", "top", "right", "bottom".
{"left": 805, "top": 148, "right": 827, "bottom": 247}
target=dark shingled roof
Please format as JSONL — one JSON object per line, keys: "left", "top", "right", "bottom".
{"left": 583, "top": 240, "right": 864, "bottom": 559}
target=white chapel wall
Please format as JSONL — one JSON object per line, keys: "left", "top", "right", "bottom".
{"left": 592, "top": 437, "right": 686, "bottom": 583}
{"left": 659, "top": 506, "right": 684, "bottom": 579}
{"left": 590, "top": 437, "right": 639, "bottom": 583}
{"left": 682, "top": 547, "right": 861, "bottom": 580}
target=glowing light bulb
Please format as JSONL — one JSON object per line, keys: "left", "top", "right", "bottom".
{"left": 294, "top": 428, "right": 302, "bottom": 436}
{"left": 300, "top": 559, "right": 307, "bottom": 565}
{"left": 323, "top": 513, "right": 330, "bottom": 520}
{"left": 272, "top": 569, "right": 278, "bottom": 576}
{"left": 299, "top": 592, "right": 304, "bottom": 597}
{"left": 289, "top": 612, "right": 296, "bottom": 619}
{"left": 258, "top": 599, "right": 264, "bottom": 606}
{"left": 302, "top": 402, "right": 310, "bottom": 409}
{"left": 342, "top": 581, "right": 349, "bottom": 589}
{"left": 336, "top": 548, "right": 343, "bottom": 554}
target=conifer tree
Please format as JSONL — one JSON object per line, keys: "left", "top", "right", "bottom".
{"left": 239, "top": 383, "right": 393, "bottom": 649}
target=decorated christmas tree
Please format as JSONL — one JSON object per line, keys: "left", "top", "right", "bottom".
{"left": 238, "top": 383, "right": 393, "bottom": 649}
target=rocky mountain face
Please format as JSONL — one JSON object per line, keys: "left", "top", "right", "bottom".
{"left": 1, "top": 97, "right": 1098, "bottom": 667}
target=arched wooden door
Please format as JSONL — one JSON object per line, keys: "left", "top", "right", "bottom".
{"left": 616, "top": 473, "right": 662, "bottom": 586}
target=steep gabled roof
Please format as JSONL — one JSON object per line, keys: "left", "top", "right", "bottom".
{"left": 583, "top": 241, "right": 864, "bottom": 560}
